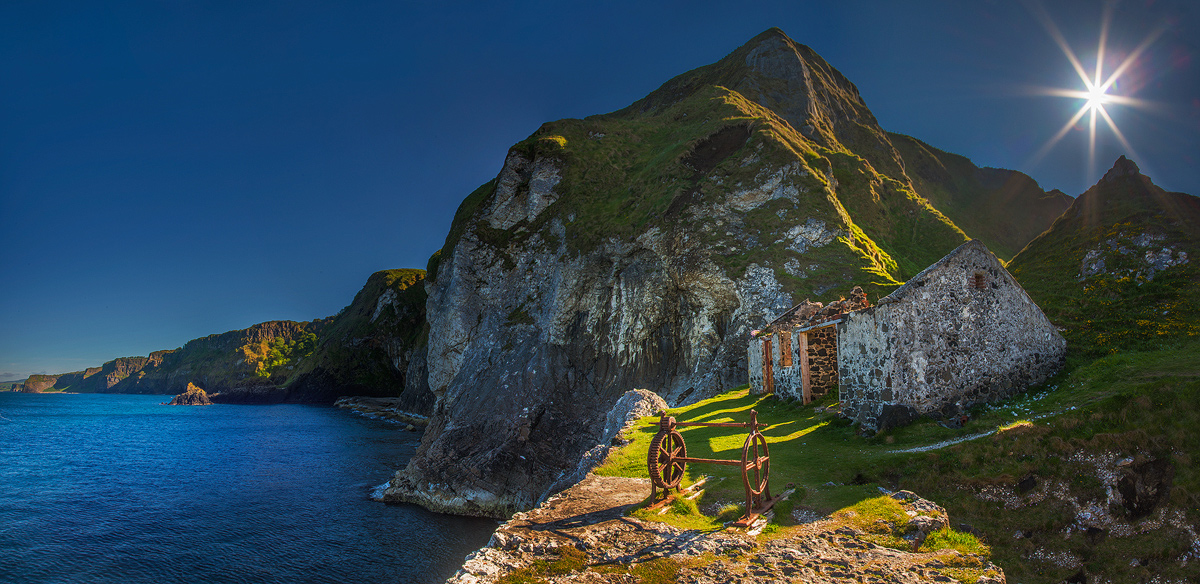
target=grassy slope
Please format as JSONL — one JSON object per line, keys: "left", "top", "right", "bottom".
{"left": 596, "top": 341, "right": 1200, "bottom": 583}
{"left": 440, "top": 82, "right": 971, "bottom": 305}
{"left": 1008, "top": 169, "right": 1200, "bottom": 363}
{"left": 595, "top": 163, "right": 1200, "bottom": 583}
{"left": 889, "top": 132, "right": 1072, "bottom": 261}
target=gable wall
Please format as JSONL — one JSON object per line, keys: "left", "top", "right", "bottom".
{"left": 838, "top": 241, "right": 1066, "bottom": 431}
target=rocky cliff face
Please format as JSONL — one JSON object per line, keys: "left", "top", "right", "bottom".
{"left": 384, "top": 28, "right": 1068, "bottom": 517}
{"left": 21, "top": 358, "right": 157, "bottom": 393}
{"left": 102, "top": 320, "right": 323, "bottom": 401}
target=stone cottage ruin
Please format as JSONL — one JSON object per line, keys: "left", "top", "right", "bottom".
{"left": 748, "top": 240, "right": 1066, "bottom": 432}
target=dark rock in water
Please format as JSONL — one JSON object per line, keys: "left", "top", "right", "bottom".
{"left": 168, "top": 383, "right": 213, "bottom": 406}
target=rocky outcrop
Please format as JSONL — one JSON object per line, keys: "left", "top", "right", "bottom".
{"left": 447, "top": 474, "right": 1004, "bottom": 583}
{"left": 167, "top": 382, "right": 212, "bottom": 405}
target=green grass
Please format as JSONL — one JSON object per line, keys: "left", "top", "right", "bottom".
{"left": 495, "top": 546, "right": 588, "bottom": 584}
{"left": 595, "top": 340, "right": 1200, "bottom": 583}
{"left": 921, "top": 526, "right": 990, "bottom": 555}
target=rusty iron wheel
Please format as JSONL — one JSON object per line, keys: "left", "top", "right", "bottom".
{"left": 741, "top": 431, "right": 770, "bottom": 496}
{"left": 648, "top": 429, "right": 687, "bottom": 489}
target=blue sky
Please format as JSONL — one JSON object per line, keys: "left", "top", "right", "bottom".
{"left": 2, "top": 0, "right": 1198, "bottom": 379}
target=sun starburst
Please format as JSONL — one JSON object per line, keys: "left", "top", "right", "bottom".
{"left": 1028, "top": 2, "right": 1164, "bottom": 181}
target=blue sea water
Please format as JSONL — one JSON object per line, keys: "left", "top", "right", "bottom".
{"left": 0, "top": 392, "right": 495, "bottom": 583}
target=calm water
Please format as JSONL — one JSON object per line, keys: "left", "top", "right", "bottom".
{"left": 0, "top": 393, "right": 495, "bottom": 583}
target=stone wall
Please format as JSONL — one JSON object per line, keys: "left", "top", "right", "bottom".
{"left": 751, "top": 324, "right": 838, "bottom": 404}
{"left": 807, "top": 326, "right": 838, "bottom": 399}
{"left": 838, "top": 240, "right": 1066, "bottom": 432}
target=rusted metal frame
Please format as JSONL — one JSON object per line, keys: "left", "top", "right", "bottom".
{"left": 647, "top": 410, "right": 776, "bottom": 528}
{"left": 673, "top": 420, "right": 767, "bottom": 429}
{"left": 673, "top": 456, "right": 741, "bottom": 466}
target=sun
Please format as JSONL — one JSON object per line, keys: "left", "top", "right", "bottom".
{"left": 1085, "top": 86, "right": 1110, "bottom": 111}
{"left": 1028, "top": 2, "right": 1164, "bottom": 180}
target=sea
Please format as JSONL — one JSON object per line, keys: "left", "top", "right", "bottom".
{"left": 0, "top": 392, "right": 496, "bottom": 583}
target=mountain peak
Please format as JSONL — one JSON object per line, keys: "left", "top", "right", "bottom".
{"left": 1102, "top": 155, "right": 1141, "bottom": 183}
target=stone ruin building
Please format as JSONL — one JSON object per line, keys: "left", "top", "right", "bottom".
{"left": 748, "top": 239, "right": 1067, "bottom": 432}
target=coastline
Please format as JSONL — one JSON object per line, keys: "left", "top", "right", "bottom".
{"left": 335, "top": 396, "right": 429, "bottom": 428}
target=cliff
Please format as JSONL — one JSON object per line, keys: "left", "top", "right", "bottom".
{"left": 384, "top": 28, "right": 1068, "bottom": 517}
{"left": 20, "top": 269, "right": 434, "bottom": 409}
{"left": 20, "top": 359, "right": 156, "bottom": 394}
{"left": 284, "top": 269, "right": 432, "bottom": 410}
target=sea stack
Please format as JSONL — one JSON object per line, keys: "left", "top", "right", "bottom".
{"left": 168, "top": 382, "right": 213, "bottom": 406}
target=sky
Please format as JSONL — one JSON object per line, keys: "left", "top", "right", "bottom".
{"left": 2, "top": 0, "right": 1198, "bottom": 380}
